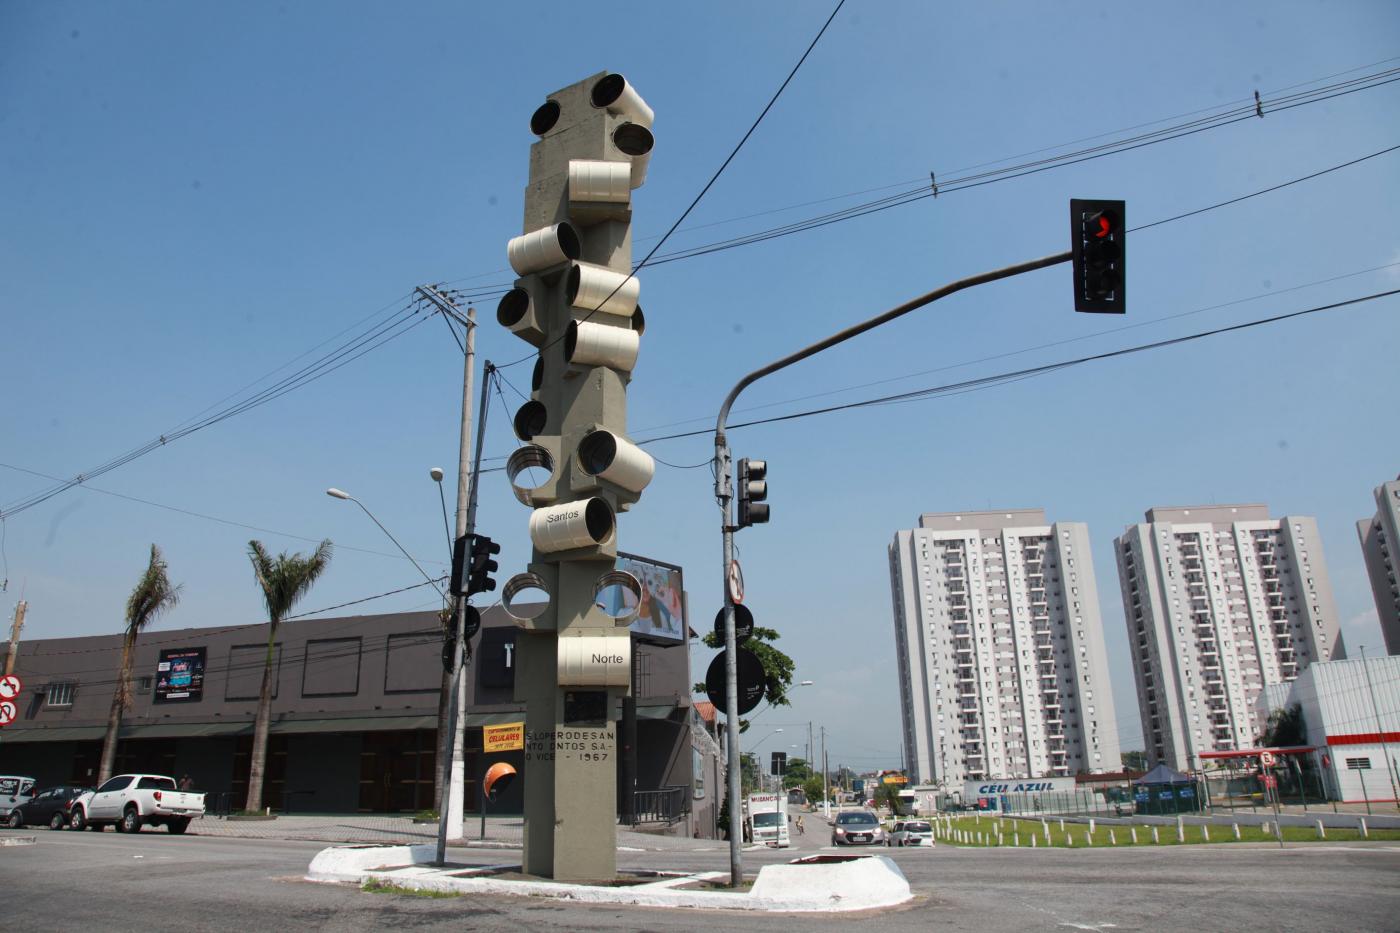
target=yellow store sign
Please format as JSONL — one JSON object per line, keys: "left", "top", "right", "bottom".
{"left": 483, "top": 721, "right": 525, "bottom": 753}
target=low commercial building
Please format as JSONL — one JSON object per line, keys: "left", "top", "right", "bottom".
{"left": 1260, "top": 654, "right": 1400, "bottom": 805}
{"left": 0, "top": 604, "right": 720, "bottom": 835}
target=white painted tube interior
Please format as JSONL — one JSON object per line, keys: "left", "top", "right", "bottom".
{"left": 578, "top": 430, "right": 653, "bottom": 493}
{"left": 566, "top": 321, "right": 640, "bottom": 372}
{"left": 593, "top": 570, "right": 643, "bottom": 625}
{"left": 506, "top": 445, "right": 555, "bottom": 506}
{"left": 567, "top": 262, "right": 639, "bottom": 318}
{"left": 568, "top": 160, "right": 631, "bottom": 204}
{"left": 590, "top": 73, "right": 654, "bottom": 127}
{"left": 502, "top": 572, "right": 551, "bottom": 622}
{"left": 528, "top": 498, "right": 615, "bottom": 552}
{"left": 507, "top": 222, "right": 581, "bottom": 276}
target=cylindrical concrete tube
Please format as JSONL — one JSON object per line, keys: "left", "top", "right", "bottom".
{"left": 513, "top": 400, "right": 547, "bottom": 441}
{"left": 529, "top": 498, "right": 615, "bottom": 552}
{"left": 566, "top": 262, "right": 639, "bottom": 318}
{"left": 592, "top": 570, "right": 643, "bottom": 624}
{"left": 507, "top": 222, "right": 581, "bottom": 276}
{"left": 565, "top": 321, "right": 639, "bottom": 372}
{"left": 506, "top": 445, "right": 556, "bottom": 506}
{"left": 612, "top": 123, "right": 653, "bottom": 189}
{"left": 497, "top": 287, "right": 532, "bottom": 328}
{"left": 530, "top": 99, "right": 561, "bottom": 136}
{"left": 590, "top": 73, "right": 654, "bottom": 127}
{"left": 578, "top": 430, "right": 653, "bottom": 493}
{"left": 568, "top": 160, "right": 631, "bottom": 204}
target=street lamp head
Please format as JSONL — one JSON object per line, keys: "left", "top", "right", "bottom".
{"left": 800, "top": 680, "right": 814, "bottom": 686}
{"left": 430, "top": 467, "right": 444, "bottom": 483}
{"left": 326, "top": 488, "right": 351, "bottom": 500}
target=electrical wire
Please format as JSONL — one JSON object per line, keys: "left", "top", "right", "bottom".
{"left": 0, "top": 461, "right": 447, "bottom": 566}
{"left": 1, "top": 295, "right": 438, "bottom": 521}
{"left": 439, "top": 62, "right": 1400, "bottom": 301}
{"left": 630, "top": 288, "right": 1400, "bottom": 447}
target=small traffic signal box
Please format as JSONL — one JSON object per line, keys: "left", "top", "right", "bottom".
{"left": 737, "top": 458, "right": 769, "bottom": 528}
{"left": 451, "top": 534, "right": 501, "bottom": 597}
{"left": 1071, "top": 198, "right": 1125, "bottom": 314}
{"left": 771, "top": 751, "right": 787, "bottom": 776}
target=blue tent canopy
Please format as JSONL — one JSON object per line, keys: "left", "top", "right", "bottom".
{"left": 1135, "top": 763, "right": 1192, "bottom": 785}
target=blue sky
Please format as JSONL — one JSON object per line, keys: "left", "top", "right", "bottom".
{"left": 3, "top": 1, "right": 1398, "bottom": 774}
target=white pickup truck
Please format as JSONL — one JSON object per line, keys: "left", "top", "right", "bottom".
{"left": 69, "top": 774, "right": 204, "bottom": 834}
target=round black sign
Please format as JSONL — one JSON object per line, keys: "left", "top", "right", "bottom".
{"left": 713, "top": 604, "right": 754, "bottom": 645}
{"left": 704, "top": 647, "right": 765, "bottom": 716}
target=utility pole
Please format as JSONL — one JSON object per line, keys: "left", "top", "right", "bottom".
{"left": 415, "top": 285, "right": 482, "bottom": 864}
{"left": 821, "top": 726, "right": 829, "bottom": 818}
{"left": 5, "top": 601, "right": 26, "bottom": 676}
{"left": 1358, "top": 646, "right": 1400, "bottom": 808}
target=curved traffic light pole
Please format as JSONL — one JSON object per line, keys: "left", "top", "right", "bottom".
{"left": 712, "top": 249, "right": 1070, "bottom": 887}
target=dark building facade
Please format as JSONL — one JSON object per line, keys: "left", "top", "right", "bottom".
{"left": 0, "top": 607, "right": 720, "bottom": 835}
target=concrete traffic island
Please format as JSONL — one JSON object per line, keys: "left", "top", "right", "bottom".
{"left": 306, "top": 846, "right": 913, "bottom": 912}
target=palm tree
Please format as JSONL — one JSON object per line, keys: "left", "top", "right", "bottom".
{"left": 244, "top": 538, "right": 332, "bottom": 812}
{"left": 98, "top": 545, "right": 181, "bottom": 783}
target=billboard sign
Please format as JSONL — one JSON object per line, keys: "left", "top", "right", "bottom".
{"left": 154, "top": 647, "right": 206, "bottom": 703}
{"left": 600, "top": 552, "right": 686, "bottom": 645}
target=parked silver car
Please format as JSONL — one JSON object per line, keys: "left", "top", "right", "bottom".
{"left": 888, "top": 819, "right": 934, "bottom": 847}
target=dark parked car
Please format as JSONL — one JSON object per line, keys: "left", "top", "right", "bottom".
{"left": 6, "top": 786, "right": 90, "bottom": 830}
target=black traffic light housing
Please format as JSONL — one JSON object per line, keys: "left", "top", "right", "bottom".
{"left": 441, "top": 605, "right": 482, "bottom": 673}
{"left": 1071, "top": 198, "right": 1126, "bottom": 314}
{"left": 451, "top": 534, "right": 501, "bottom": 597}
{"left": 737, "top": 458, "right": 769, "bottom": 528}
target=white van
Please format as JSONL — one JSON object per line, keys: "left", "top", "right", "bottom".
{"left": 0, "top": 776, "right": 37, "bottom": 817}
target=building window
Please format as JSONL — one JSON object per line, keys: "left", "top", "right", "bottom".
{"left": 136, "top": 676, "right": 153, "bottom": 695}
{"left": 46, "top": 681, "right": 76, "bottom": 708}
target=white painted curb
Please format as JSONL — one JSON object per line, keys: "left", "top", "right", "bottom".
{"left": 306, "top": 844, "right": 436, "bottom": 883}
{"left": 307, "top": 846, "right": 913, "bottom": 913}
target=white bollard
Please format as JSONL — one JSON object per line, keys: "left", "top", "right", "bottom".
{"left": 1130, "top": 827, "right": 1138, "bottom": 844}
{"left": 1084, "top": 830, "right": 1093, "bottom": 846}
{"left": 1201, "top": 824, "right": 1210, "bottom": 842}
{"left": 1066, "top": 832, "right": 1074, "bottom": 847}
{"left": 1176, "top": 817, "right": 1185, "bottom": 843}
{"left": 1359, "top": 817, "right": 1369, "bottom": 839}
{"left": 1315, "top": 820, "right": 1325, "bottom": 840}
{"left": 1031, "top": 834, "right": 1038, "bottom": 848}
{"left": 1088, "top": 818, "right": 1096, "bottom": 834}
{"left": 1109, "top": 829, "right": 1117, "bottom": 846}
{"left": 1152, "top": 826, "right": 1160, "bottom": 844}
{"left": 1045, "top": 824, "right": 1053, "bottom": 846}
{"left": 1261, "top": 820, "right": 1271, "bottom": 835}
{"left": 1015, "top": 832, "right": 1020, "bottom": 847}
{"left": 1233, "top": 823, "right": 1241, "bottom": 840}
{"left": 1059, "top": 819, "right": 1066, "bottom": 832}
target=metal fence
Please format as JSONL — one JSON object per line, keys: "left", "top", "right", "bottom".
{"left": 631, "top": 785, "right": 688, "bottom": 824}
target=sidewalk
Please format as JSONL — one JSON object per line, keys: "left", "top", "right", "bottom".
{"left": 189, "top": 813, "right": 723, "bottom": 852}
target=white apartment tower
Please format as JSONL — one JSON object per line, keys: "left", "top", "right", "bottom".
{"left": 1115, "top": 505, "right": 1343, "bottom": 772}
{"left": 1357, "top": 474, "right": 1400, "bottom": 655}
{"left": 889, "top": 510, "right": 1121, "bottom": 788}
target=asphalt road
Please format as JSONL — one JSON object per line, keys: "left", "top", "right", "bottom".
{"left": 3, "top": 825, "right": 1398, "bottom": 932}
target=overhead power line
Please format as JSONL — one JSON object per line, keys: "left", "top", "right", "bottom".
{"left": 446, "top": 63, "right": 1400, "bottom": 303}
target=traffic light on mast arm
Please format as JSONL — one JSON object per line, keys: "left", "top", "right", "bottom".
{"left": 737, "top": 458, "right": 769, "bottom": 528}
{"left": 1071, "top": 198, "right": 1126, "bottom": 314}
{"left": 450, "top": 533, "right": 500, "bottom": 597}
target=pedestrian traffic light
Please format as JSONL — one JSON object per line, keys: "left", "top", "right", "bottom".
{"left": 737, "top": 458, "right": 769, "bottom": 528}
{"left": 1071, "top": 198, "right": 1125, "bottom": 313}
{"left": 771, "top": 751, "right": 787, "bottom": 776}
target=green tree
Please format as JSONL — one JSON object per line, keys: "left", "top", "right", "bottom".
{"left": 1121, "top": 750, "right": 1148, "bottom": 772}
{"left": 693, "top": 625, "right": 796, "bottom": 717}
{"left": 802, "top": 775, "right": 825, "bottom": 805}
{"left": 1257, "top": 703, "right": 1307, "bottom": 747}
{"left": 98, "top": 545, "right": 182, "bottom": 783}
{"left": 245, "top": 539, "right": 333, "bottom": 812}
{"left": 783, "top": 756, "right": 813, "bottom": 788}
{"left": 873, "top": 781, "right": 901, "bottom": 815}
